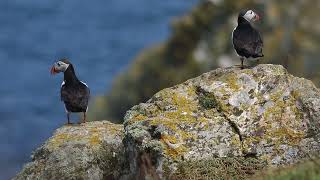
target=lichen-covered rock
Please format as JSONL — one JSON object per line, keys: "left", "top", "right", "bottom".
{"left": 14, "top": 121, "right": 125, "bottom": 180}
{"left": 124, "top": 64, "right": 320, "bottom": 178}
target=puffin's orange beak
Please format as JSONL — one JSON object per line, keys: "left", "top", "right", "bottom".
{"left": 50, "top": 66, "right": 58, "bottom": 75}
{"left": 255, "top": 13, "right": 260, "bottom": 21}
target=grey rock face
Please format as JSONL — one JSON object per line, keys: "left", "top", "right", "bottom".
{"left": 124, "top": 64, "right": 320, "bottom": 178}
{"left": 14, "top": 121, "right": 124, "bottom": 180}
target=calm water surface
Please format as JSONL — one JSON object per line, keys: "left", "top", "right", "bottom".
{"left": 0, "top": 1, "right": 197, "bottom": 178}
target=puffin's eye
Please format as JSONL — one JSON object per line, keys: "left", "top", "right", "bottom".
{"left": 57, "top": 63, "right": 61, "bottom": 66}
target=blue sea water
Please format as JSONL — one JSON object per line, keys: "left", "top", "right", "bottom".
{"left": 0, "top": 0, "right": 198, "bottom": 178}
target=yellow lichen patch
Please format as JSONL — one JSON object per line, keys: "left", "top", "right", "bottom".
{"left": 148, "top": 90, "right": 201, "bottom": 131}
{"left": 107, "top": 125, "right": 124, "bottom": 136}
{"left": 230, "top": 136, "right": 241, "bottom": 147}
{"left": 241, "top": 69, "right": 253, "bottom": 75}
{"left": 164, "top": 145, "right": 188, "bottom": 160}
{"left": 263, "top": 89, "right": 304, "bottom": 129}
{"left": 242, "top": 136, "right": 263, "bottom": 152}
{"left": 150, "top": 118, "right": 178, "bottom": 131}
{"left": 195, "top": 117, "right": 209, "bottom": 130}
{"left": 263, "top": 105, "right": 282, "bottom": 120}
{"left": 88, "top": 127, "right": 99, "bottom": 134}
{"left": 267, "top": 128, "right": 305, "bottom": 145}
{"left": 291, "top": 90, "right": 300, "bottom": 99}
{"left": 135, "top": 114, "right": 148, "bottom": 121}
{"left": 161, "top": 135, "right": 188, "bottom": 160}
{"left": 186, "top": 86, "right": 196, "bottom": 97}
{"left": 180, "top": 131, "right": 196, "bottom": 141}
{"left": 89, "top": 135, "right": 101, "bottom": 146}
{"left": 270, "top": 91, "right": 283, "bottom": 102}
{"left": 48, "top": 133, "right": 82, "bottom": 149}
{"left": 219, "top": 73, "right": 240, "bottom": 91}
{"left": 162, "top": 134, "right": 178, "bottom": 144}
{"left": 171, "top": 92, "right": 197, "bottom": 111}
{"left": 127, "top": 114, "right": 148, "bottom": 125}
{"left": 163, "top": 110, "right": 197, "bottom": 123}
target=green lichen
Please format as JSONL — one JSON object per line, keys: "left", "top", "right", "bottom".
{"left": 199, "top": 92, "right": 218, "bottom": 109}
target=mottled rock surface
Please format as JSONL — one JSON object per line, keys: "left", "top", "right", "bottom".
{"left": 124, "top": 64, "right": 320, "bottom": 178}
{"left": 14, "top": 121, "right": 124, "bottom": 180}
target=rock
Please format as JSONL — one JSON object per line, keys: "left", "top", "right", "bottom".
{"left": 124, "top": 64, "right": 320, "bottom": 179}
{"left": 14, "top": 121, "right": 125, "bottom": 180}
{"left": 15, "top": 64, "right": 320, "bottom": 180}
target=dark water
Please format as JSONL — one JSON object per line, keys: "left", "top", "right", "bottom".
{"left": 0, "top": 0, "right": 197, "bottom": 178}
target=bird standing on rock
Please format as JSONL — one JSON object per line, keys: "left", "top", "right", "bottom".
{"left": 232, "top": 9, "right": 264, "bottom": 68}
{"left": 50, "top": 59, "right": 90, "bottom": 124}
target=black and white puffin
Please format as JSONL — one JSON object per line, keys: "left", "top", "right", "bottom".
{"left": 232, "top": 9, "right": 264, "bottom": 68}
{"left": 50, "top": 59, "right": 90, "bottom": 124}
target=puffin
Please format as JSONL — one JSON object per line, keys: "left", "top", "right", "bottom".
{"left": 232, "top": 9, "right": 263, "bottom": 68}
{"left": 50, "top": 59, "right": 90, "bottom": 124}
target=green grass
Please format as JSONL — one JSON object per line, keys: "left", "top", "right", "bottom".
{"left": 253, "top": 158, "right": 320, "bottom": 180}
{"left": 162, "top": 157, "right": 320, "bottom": 180}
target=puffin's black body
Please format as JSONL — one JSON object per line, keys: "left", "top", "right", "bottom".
{"left": 61, "top": 64, "right": 90, "bottom": 113}
{"left": 51, "top": 59, "right": 90, "bottom": 124}
{"left": 232, "top": 10, "right": 263, "bottom": 68}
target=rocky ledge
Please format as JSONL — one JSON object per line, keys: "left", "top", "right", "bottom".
{"left": 14, "top": 121, "right": 124, "bottom": 180}
{"left": 15, "top": 64, "right": 320, "bottom": 179}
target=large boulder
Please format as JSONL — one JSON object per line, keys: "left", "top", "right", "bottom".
{"left": 14, "top": 121, "right": 125, "bottom": 180}
{"left": 124, "top": 64, "right": 320, "bottom": 179}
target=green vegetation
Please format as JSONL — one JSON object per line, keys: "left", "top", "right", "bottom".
{"left": 253, "top": 158, "right": 320, "bottom": 180}
{"left": 166, "top": 157, "right": 266, "bottom": 180}
{"left": 163, "top": 157, "right": 320, "bottom": 180}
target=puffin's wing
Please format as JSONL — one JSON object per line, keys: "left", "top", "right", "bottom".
{"left": 233, "top": 30, "right": 256, "bottom": 56}
{"left": 253, "top": 29, "right": 263, "bottom": 56}
{"left": 78, "top": 84, "right": 90, "bottom": 111}
{"left": 61, "top": 83, "right": 90, "bottom": 111}
{"left": 77, "top": 83, "right": 90, "bottom": 110}
{"left": 233, "top": 27, "right": 263, "bottom": 57}
{"left": 82, "top": 84, "right": 90, "bottom": 104}
{"left": 61, "top": 84, "right": 71, "bottom": 102}
{"left": 80, "top": 81, "right": 90, "bottom": 100}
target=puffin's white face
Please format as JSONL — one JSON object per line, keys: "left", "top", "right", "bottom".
{"left": 243, "top": 10, "right": 260, "bottom": 22}
{"left": 51, "top": 60, "right": 70, "bottom": 74}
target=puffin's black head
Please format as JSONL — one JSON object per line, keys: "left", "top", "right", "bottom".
{"left": 50, "top": 58, "right": 71, "bottom": 75}
{"left": 239, "top": 9, "right": 260, "bottom": 22}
